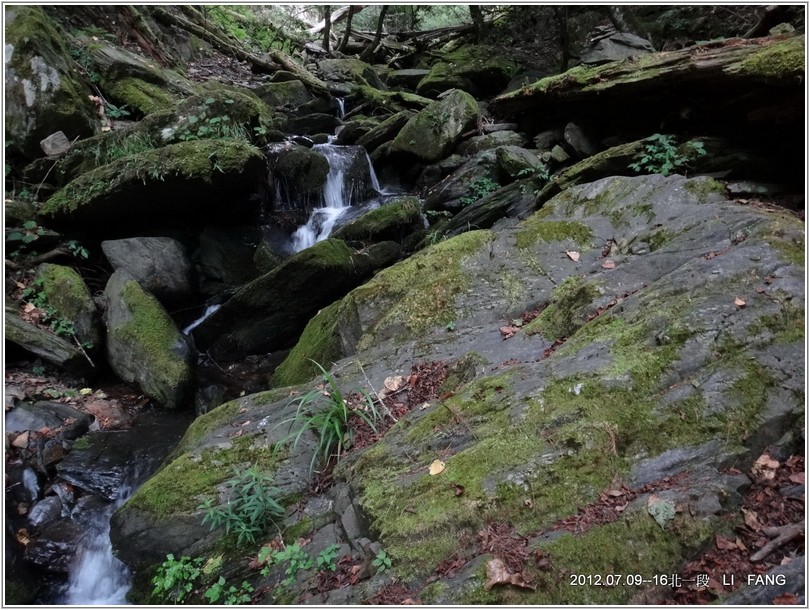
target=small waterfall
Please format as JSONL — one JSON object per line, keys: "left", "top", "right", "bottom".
{"left": 60, "top": 482, "right": 136, "bottom": 605}
{"left": 292, "top": 143, "right": 384, "bottom": 252}
{"left": 336, "top": 97, "right": 346, "bottom": 119}
{"left": 183, "top": 303, "right": 221, "bottom": 335}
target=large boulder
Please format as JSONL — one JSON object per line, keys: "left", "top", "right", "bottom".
{"left": 194, "top": 226, "right": 262, "bottom": 295}
{"left": 253, "top": 79, "right": 314, "bottom": 110}
{"left": 416, "top": 44, "right": 519, "bottom": 98}
{"left": 35, "top": 263, "right": 102, "bottom": 351}
{"left": 355, "top": 110, "right": 414, "bottom": 155}
{"left": 40, "top": 139, "right": 267, "bottom": 234}
{"left": 103, "top": 270, "right": 193, "bottom": 410}
{"left": 4, "top": 6, "right": 96, "bottom": 162}
{"left": 391, "top": 89, "right": 480, "bottom": 162}
{"left": 102, "top": 237, "right": 194, "bottom": 305}
{"left": 191, "top": 239, "right": 400, "bottom": 361}
{"left": 318, "top": 58, "right": 387, "bottom": 96}
{"left": 332, "top": 197, "right": 424, "bottom": 243}
{"left": 268, "top": 141, "right": 330, "bottom": 211}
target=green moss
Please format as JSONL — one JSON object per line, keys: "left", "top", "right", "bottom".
{"left": 36, "top": 263, "right": 96, "bottom": 329}
{"left": 114, "top": 280, "right": 190, "bottom": 408}
{"left": 759, "top": 215, "right": 805, "bottom": 268}
{"left": 108, "top": 77, "right": 177, "bottom": 114}
{"left": 41, "top": 139, "right": 264, "bottom": 215}
{"left": 333, "top": 198, "right": 421, "bottom": 242}
{"left": 515, "top": 217, "right": 593, "bottom": 250}
{"left": 272, "top": 300, "right": 343, "bottom": 388}
{"left": 683, "top": 176, "right": 726, "bottom": 202}
{"left": 738, "top": 36, "right": 805, "bottom": 81}
{"left": 747, "top": 303, "right": 805, "bottom": 345}
{"left": 524, "top": 277, "right": 601, "bottom": 341}
{"left": 419, "top": 581, "right": 449, "bottom": 604}
{"left": 342, "top": 230, "right": 492, "bottom": 350}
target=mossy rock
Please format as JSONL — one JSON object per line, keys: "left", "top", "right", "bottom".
{"left": 269, "top": 143, "right": 330, "bottom": 209}
{"left": 318, "top": 58, "right": 387, "bottom": 95}
{"left": 416, "top": 44, "right": 519, "bottom": 98}
{"left": 271, "top": 300, "right": 343, "bottom": 388}
{"left": 40, "top": 139, "right": 266, "bottom": 234}
{"left": 5, "top": 6, "right": 95, "bottom": 162}
{"left": 253, "top": 79, "right": 314, "bottom": 109}
{"left": 106, "top": 76, "right": 178, "bottom": 115}
{"left": 191, "top": 239, "right": 401, "bottom": 361}
{"left": 103, "top": 270, "right": 193, "bottom": 409}
{"left": 391, "top": 89, "right": 480, "bottom": 162}
{"left": 332, "top": 197, "right": 423, "bottom": 243}
{"left": 35, "top": 263, "right": 102, "bottom": 351}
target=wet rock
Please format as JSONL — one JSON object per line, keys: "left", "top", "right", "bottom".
{"left": 101, "top": 237, "right": 194, "bottom": 305}
{"left": 194, "top": 226, "right": 261, "bottom": 295}
{"left": 268, "top": 142, "right": 330, "bottom": 211}
{"left": 6, "top": 401, "right": 92, "bottom": 440}
{"left": 27, "top": 496, "right": 63, "bottom": 529}
{"left": 283, "top": 112, "right": 342, "bottom": 136}
{"left": 333, "top": 197, "right": 423, "bottom": 244}
{"left": 23, "top": 518, "right": 84, "bottom": 573}
{"left": 103, "top": 270, "right": 193, "bottom": 410}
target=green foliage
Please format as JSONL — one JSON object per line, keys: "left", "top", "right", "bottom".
{"left": 283, "top": 360, "right": 384, "bottom": 473}
{"left": 69, "top": 44, "right": 101, "bottom": 84}
{"left": 257, "top": 542, "right": 317, "bottom": 586}
{"left": 20, "top": 278, "right": 79, "bottom": 341}
{"left": 151, "top": 554, "right": 203, "bottom": 604}
{"left": 198, "top": 466, "right": 285, "bottom": 546}
{"left": 172, "top": 97, "right": 250, "bottom": 143}
{"left": 518, "top": 163, "right": 552, "bottom": 197}
{"left": 66, "top": 239, "right": 89, "bottom": 260}
{"left": 104, "top": 102, "right": 131, "bottom": 119}
{"left": 203, "top": 576, "right": 254, "bottom": 605}
{"left": 372, "top": 549, "right": 392, "bottom": 572}
{"left": 460, "top": 177, "right": 500, "bottom": 206}
{"left": 316, "top": 544, "right": 341, "bottom": 572}
{"left": 628, "top": 134, "right": 706, "bottom": 177}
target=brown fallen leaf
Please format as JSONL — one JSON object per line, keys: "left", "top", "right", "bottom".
{"left": 601, "top": 259, "right": 616, "bottom": 269}
{"left": 484, "top": 558, "right": 536, "bottom": 591}
{"left": 384, "top": 376, "right": 406, "bottom": 393}
{"left": 566, "top": 250, "right": 580, "bottom": 262}
{"left": 742, "top": 507, "right": 762, "bottom": 531}
{"left": 734, "top": 297, "right": 746, "bottom": 307}
{"left": 751, "top": 453, "right": 780, "bottom": 480}
{"left": 453, "top": 484, "right": 465, "bottom": 497}
{"left": 788, "top": 472, "right": 804, "bottom": 484}
{"left": 12, "top": 431, "right": 29, "bottom": 448}
{"left": 715, "top": 534, "right": 739, "bottom": 550}
{"left": 499, "top": 325, "right": 518, "bottom": 339}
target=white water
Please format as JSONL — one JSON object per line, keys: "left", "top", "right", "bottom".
{"left": 183, "top": 303, "right": 221, "bottom": 335}
{"left": 60, "top": 487, "right": 134, "bottom": 605}
{"left": 336, "top": 97, "right": 346, "bottom": 119}
{"left": 292, "top": 144, "right": 384, "bottom": 252}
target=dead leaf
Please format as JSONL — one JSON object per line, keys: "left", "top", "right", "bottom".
{"left": 384, "top": 376, "right": 406, "bottom": 393}
{"left": 734, "top": 297, "right": 746, "bottom": 307}
{"left": 419, "top": 402, "right": 430, "bottom": 411}
{"left": 453, "top": 484, "right": 465, "bottom": 497}
{"left": 788, "top": 472, "right": 804, "bottom": 484}
{"left": 742, "top": 508, "right": 761, "bottom": 531}
{"left": 429, "top": 459, "right": 445, "bottom": 476}
{"left": 499, "top": 325, "right": 518, "bottom": 339}
{"left": 715, "top": 534, "right": 739, "bottom": 550}
{"left": 12, "top": 431, "right": 29, "bottom": 448}
{"left": 773, "top": 593, "right": 799, "bottom": 605}
{"left": 601, "top": 259, "right": 616, "bottom": 269}
{"left": 566, "top": 250, "right": 580, "bottom": 262}
{"left": 23, "top": 302, "right": 36, "bottom": 313}
{"left": 751, "top": 453, "right": 780, "bottom": 479}
{"left": 755, "top": 286, "right": 766, "bottom": 294}
{"left": 484, "top": 558, "right": 536, "bottom": 591}
{"left": 15, "top": 528, "right": 30, "bottom": 545}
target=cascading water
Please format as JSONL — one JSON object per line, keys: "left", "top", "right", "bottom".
{"left": 291, "top": 144, "right": 384, "bottom": 252}
{"left": 60, "top": 499, "right": 131, "bottom": 605}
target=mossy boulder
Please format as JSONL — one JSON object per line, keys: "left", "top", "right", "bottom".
{"left": 424, "top": 149, "right": 499, "bottom": 213}
{"left": 4, "top": 6, "right": 96, "bottom": 162}
{"left": 35, "top": 263, "right": 102, "bottom": 352}
{"left": 318, "top": 58, "right": 387, "bottom": 95}
{"left": 106, "top": 77, "right": 178, "bottom": 115}
{"left": 416, "top": 44, "right": 519, "bottom": 98}
{"left": 355, "top": 110, "right": 415, "bottom": 155}
{"left": 103, "top": 270, "right": 193, "bottom": 410}
{"left": 191, "top": 239, "right": 401, "bottom": 361}
{"left": 391, "top": 89, "right": 480, "bottom": 162}
{"left": 495, "top": 145, "right": 543, "bottom": 178}
{"left": 456, "top": 130, "right": 529, "bottom": 156}
{"left": 253, "top": 79, "right": 314, "bottom": 110}
{"left": 269, "top": 142, "right": 330, "bottom": 211}
{"left": 40, "top": 139, "right": 266, "bottom": 234}
{"left": 271, "top": 300, "right": 343, "bottom": 387}
{"left": 332, "top": 197, "right": 423, "bottom": 244}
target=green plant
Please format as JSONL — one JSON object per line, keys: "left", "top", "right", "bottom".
{"left": 69, "top": 45, "right": 101, "bottom": 84}
{"left": 316, "top": 544, "right": 341, "bottom": 572}
{"left": 173, "top": 97, "right": 250, "bottom": 143}
{"left": 372, "top": 549, "right": 392, "bottom": 573}
{"left": 105, "top": 102, "right": 131, "bottom": 119}
{"left": 460, "top": 177, "right": 499, "bottom": 206}
{"left": 20, "top": 279, "right": 79, "bottom": 341}
{"left": 151, "top": 554, "right": 204, "bottom": 603}
{"left": 258, "top": 542, "right": 315, "bottom": 585}
{"left": 518, "top": 163, "right": 552, "bottom": 196}
{"left": 66, "top": 239, "right": 89, "bottom": 260}
{"left": 628, "top": 134, "right": 707, "bottom": 177}
{"left": 198, "top": 466, "right": 285, "bottom": 546}
{"left": 283, "top": 360, "right": 383, "bottom": 473}
{"left": 203, "top": 576, "right": 254, "bottom": 604}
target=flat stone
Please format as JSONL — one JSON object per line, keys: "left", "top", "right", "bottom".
{"left": 39, "top": 131, "right": 71, "bottom": 156}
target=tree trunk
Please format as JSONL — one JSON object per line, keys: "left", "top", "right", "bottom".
{"left": 553, "top": 6, "right": 569, "bottom": 73}
{"left": 309, "top": 5, "right": 366, "bottom": 34}
{"left": 322, "top": 5, "right": 332, "bottom": 52}
{"left": 469, "top": 5, "right": 487, "bottom": 42}
{"left": 337, "top": 6, "right": 355, "bottom": 52}
{"left": 359, "top": 5, "right": 388, "bottom": 61}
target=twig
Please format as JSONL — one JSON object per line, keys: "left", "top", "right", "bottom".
{"left": 72, "top": 334, "right": 96, "bottom": 368}
{"left": 750, "top": 522, "right": 804, "bottom": 562}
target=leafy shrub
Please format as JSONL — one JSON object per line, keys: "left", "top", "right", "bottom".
{"left": 283, "top": 361, "right": 383, "bottom": 473}
{"left": 372, "top": 549, "right": 392, "bottom": 573}
{"left": 151, "top": 554, "right": 203, "bottom": 603}
{"left": 199, "top": 466, "right": 285, "bottom": 546}
{"left": 316, "top": 544, "right": 341, "bottom": 572}
{"left": 628, "top": 134, "right": 706, "bottom": 177}
{"left": 460, "top": 177, "right": 500, "bottom": 206}
{"left": 203, "top": 577, "right": 254, "bottom": 605}
{"left": 172, "top": 97, "right": 250, "bottom": 143}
